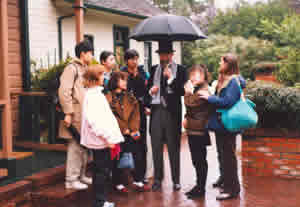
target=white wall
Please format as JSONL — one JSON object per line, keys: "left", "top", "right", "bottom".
{"left": 28, "top": 0, "right": 61, "bottom": 69}
{"left": 28, "top": 0, "right": 182, "bottom": 70}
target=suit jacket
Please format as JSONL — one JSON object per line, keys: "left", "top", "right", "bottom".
{"left": 146, "top": 63, "right": 187, "bottom": 134}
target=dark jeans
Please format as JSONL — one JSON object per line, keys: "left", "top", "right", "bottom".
{"left": 187, "top": 135, "right": 209, "bottom": 191}
{"left": 92, "top": 148, "right": 112, "bottom": 207}
{"left": 215, "top": 132, "right": 240, "bottom": 194}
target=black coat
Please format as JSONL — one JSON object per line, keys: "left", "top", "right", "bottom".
{"left": 146, "top": 64, "right": 187, "bottom": 134}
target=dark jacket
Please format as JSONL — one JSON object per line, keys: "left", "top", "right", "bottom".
{"left": 120, "top": 65, "right": 150, "bottom": 105}
{"left": 184, "top": 84, "right": 214, "bottom": 136}
{"left": 207, "top": 75, "right": 246, "bottom": 133}
{"left": 146, "top": 63, "right": 187, "bottom": 134}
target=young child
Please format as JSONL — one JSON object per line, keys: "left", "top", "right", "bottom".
{"left": 81, "top": 65, "right": 124, "bottom": 207}
{"left": 105, "top": 71, "right": 149, "bottom": 193}
{"left": 183, "top": 64, "right": 214, "bottom": 199}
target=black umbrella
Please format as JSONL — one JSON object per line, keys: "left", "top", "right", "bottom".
{"left": 129, "top": 14, "right": 207, "bottom": 41}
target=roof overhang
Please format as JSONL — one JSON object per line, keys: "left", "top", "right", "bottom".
{"left": 62, "top": 0, "right": 148, "bottom": 20}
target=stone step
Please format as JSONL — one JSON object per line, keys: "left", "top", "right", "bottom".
{"left": 0, "top": 180, "right": 32, "bottom": 207}
{"left": 31, "top": 182, "right": 92, "bottom": 207}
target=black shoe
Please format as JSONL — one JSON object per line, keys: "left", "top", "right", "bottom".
{"left": 185, "top": 185, "right": 202, "bottom": 196}
{"left": 173, "top": 183, "right": 181, "bottom": 191}
{"left": 152, "top": 181, "right": 161, "bottom": 192}
{"left": 212, "top": 178, "right": 224, "bottom": 188}
{"left": 185, "top": 186, "right": 205, "bottom": 199}
{"left": 216, "top": 192, "right": 239, "bottom": 201}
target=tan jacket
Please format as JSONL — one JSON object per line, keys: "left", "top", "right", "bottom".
{"left": 58, "top": 58, "right": 87, "bottom": 139}
{"left": 105, "top": 91, "right": 140, "bottom": 135}
{"left": 184, "top": 85, "right": 214, "bottom": 136}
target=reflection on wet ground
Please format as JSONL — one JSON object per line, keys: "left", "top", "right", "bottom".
{"left": 80, "top": 135, "right": 300, "bottom": 207}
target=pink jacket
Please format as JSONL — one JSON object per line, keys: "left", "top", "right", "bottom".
{"left": 80, "top": 86, "right": 124, "bottom": 149}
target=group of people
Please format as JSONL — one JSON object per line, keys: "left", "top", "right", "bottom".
{"left": 58, "top": 39, "right": 244, "bottom": 207}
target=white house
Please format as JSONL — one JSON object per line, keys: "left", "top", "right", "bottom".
{"left": 28, "top": 0, "right": 182, "bottom": 71}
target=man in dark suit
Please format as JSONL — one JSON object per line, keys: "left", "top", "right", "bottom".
{"left": 146, "top": 41, "right": 187, "bottom": 191}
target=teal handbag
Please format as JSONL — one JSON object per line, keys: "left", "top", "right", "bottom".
{"left": 217, "top": 79, "right": 258, "bottom": 132}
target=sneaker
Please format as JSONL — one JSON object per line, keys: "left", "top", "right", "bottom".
{"left": 103, "top": 201, "right": 115, "bottom": 207}
{"left": 81, "top": 176, "right": 92, "bottom": 185}
{"left": 65, "top": 180, "right": 88, "bottom": 190}
{"left": 132, "top": 182, "right": 151, "bottom": 192}
{"left": 115, "top": 184, "right": 129, "bottom": 194}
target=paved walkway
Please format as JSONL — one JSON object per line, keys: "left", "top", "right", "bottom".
{"left": 80, "top": 135, "right": 300, "bottom": 207}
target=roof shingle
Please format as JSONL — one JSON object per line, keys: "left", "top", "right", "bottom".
{"left": 85, "top": 0, "right": 166, "bottom": 18}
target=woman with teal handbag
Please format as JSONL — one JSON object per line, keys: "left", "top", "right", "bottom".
{"left": 198, "top": 53, "right": 244, "bottom": 201}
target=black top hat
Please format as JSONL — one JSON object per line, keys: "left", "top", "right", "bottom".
{"left": 156, "top": 40, "right": 175, "bottom": 53}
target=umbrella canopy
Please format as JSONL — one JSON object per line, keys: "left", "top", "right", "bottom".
{"left": 129, "top": 14, "right": 207, "bottom": 41}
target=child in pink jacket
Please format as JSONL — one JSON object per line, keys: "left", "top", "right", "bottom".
{"left": 81, "top": 65, "right": 124, "bottom": 207}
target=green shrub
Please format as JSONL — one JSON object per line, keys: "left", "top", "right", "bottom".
{"left": 188, "top": 35, "right": 277, "bottom": 80}
{"left": 246, "top": 80, "right": 300, "bottom": 130}
{"left": 207, "top": 0, "right": 290, "bottom": 40}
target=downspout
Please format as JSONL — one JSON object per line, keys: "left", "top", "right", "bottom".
{"left": 58, "top": 14, "right": 75, "bottom": 61}
{"left": 20, "top": 0, "right": 31, "bottom": 91}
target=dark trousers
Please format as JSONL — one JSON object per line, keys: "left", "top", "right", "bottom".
{"left": 150, "top": 105, "right": 181, "bottom": 184}
{"left": 132, "top": 105, "right": 147, "bottom": 182}
{"left": 92, "top": 148, "right": 112, "bottom": 207}
{"left": 187, "top": 135, "right": 208, "bottom": 191}
{"left": 215, "top": 132, "right": 240, "bottom": 194}
{"left": 215, "top": 134, "right": 224, "bottom": 183}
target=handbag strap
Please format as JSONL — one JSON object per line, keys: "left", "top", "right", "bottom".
{"left": 235, "top": 77, "right": 246, "bottom": 102}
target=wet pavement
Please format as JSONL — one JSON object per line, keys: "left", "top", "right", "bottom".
{"left": 80, "top": 135, "right": 300, "bottom": 207}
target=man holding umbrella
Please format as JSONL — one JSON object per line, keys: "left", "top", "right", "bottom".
{"left": 146, "top": 41, "right": 187, "bottom": 191}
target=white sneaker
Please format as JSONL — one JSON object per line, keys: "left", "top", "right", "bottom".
{"left": 80, "top": 176, "right": 92, "bottom": 185}
{"left": 103, "top": 201, "right": 115, "bottom": 207}
{"left": 65, "top": 180, "right": 88, "bottom": 190}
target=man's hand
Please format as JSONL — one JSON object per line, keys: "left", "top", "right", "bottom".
{"left": 150, "top": 86, "right": 159, "bottom": 95}
{"left": 163, "top": 65, "right": 172, "bottom": 80}
{"left": 64, "top": 114, "right": 72, "bottom": 128}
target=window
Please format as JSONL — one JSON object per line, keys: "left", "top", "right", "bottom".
{"left": 113, "top": 25, "right": 129, "bottom": 67}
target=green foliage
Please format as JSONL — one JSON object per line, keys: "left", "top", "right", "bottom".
{"left": 31, "top": 57, "right": 72, "bottom": 90}
{"left": 187, "top": 35, "right": 277, "bottom": 80}
{"left": 259, "top": 14, "right": 300, "bottom": 86}
{"left": 246, "top": 81, "right": 300, "bottom": 130}
{"left": 260, "top": 14, "right": 300, "bottom": 48}
{"left": 31, "top": 57, "right": 100, "bottom": 90}
{"left": 207, "top": 0, "right": 290, "bottom": 40}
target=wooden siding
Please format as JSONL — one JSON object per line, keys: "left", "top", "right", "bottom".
{"left": 7, "top": 0, "right": 23, "bottom": 136}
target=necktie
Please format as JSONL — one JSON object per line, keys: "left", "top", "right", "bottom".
{"left": 160, "top": 67, "right": 167, "bottom": 107}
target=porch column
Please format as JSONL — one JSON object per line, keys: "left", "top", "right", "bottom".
{"left": 0, "top": 0, "right": 13, "bottom": 158}
{"left": 75, "top": 0, "right": 84, "bottom": 43}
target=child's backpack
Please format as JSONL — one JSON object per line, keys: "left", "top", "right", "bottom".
{"left": 46, "top": 63, "right": 78, "bottom": 109}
